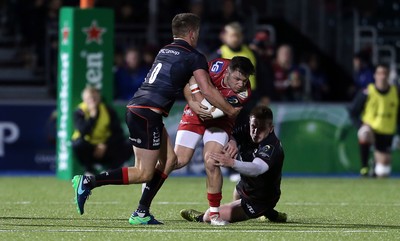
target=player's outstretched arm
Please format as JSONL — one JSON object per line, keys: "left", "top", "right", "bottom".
{"left": 210, "top": 152, "right": 269, "bottom": 177}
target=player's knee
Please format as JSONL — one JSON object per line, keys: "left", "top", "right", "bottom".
{"left": 136, "top": 170, "right": 154, "bottom": 183}
{"left": 357, "top": 125, "right": 373, "bottom": 143}
{"left": 375, "top": 162, "right": 391, "bottom": 177}
{"left": 175, "top": 158, "right": 189, "bottom": 169}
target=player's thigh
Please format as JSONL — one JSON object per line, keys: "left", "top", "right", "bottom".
{"left": 373, "top": 133, "right": 393, "bottom": 164}
{"left": 203, "top": 127, "right": 229, "bottom": 161}
{"left": 158, "top": 127, "right": 176, "bottom": 169}
{"left": 219, "top": 200, "right": 249, "bottom": 223}
{"left": 133, "top": 146, "right": 159, "bottom": 169}
{"left": 126, "top": 108, "right": 164, "bottom": 176}
{"left": 126, "top": 107, "right": 163, "bottom": 150}
{"left": 174, "top": 130, "right": 202, "bottom": 168}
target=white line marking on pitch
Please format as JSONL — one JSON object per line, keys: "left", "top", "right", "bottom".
{"left": 2, "top": 201, "right": 400, "bottom": 207}
{"left": 0, "top": 229, "right": 389, "bottom": 233}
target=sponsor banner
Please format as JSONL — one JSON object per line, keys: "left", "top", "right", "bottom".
{"left": 1, "top": 102, "right": 399, "bottom": 175}
{"left": 56, "top": 7, "right": 114, "bottom": 180}
{"left": 0, "top": 103, "right": 56, "bottom": 172}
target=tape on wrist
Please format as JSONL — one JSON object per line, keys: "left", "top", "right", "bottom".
{"left": 200, "top": 98, "right": 212, "bottom": 110}
{"left": 211, "top": 108, "right": 224, "bottom": 118}
{"left": 190, "top": 84, "right": 201, "bottom": 94}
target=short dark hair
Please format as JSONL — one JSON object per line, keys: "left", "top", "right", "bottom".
{"left": 375, "top": 63, "right": 389, "bottom": 71}
{"left": 171, "top": 13, "right": 200, "bottom": 38}
{"left": 250, "top": 105, "right": 273, "bottom": 125}
{"left": 229, "top": 56, "right": 255, "bottom": 76}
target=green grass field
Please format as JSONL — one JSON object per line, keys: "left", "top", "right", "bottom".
{"left": 1, "top": 176, "right": 399, "bottom": 240}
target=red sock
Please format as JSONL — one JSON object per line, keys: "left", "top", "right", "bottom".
{"left": 207, "top": 192, "right": 222, "bottom": 217}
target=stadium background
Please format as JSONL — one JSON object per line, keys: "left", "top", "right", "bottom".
{"left": 0, "top": 0, "right": 400, "bottom": 175}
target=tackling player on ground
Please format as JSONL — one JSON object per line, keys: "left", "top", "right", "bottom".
{"left": 180, "top": 105, "right": 287, "bottom": 223}
{"left": 129, "top": 56, "right": 254, "bottom": 225}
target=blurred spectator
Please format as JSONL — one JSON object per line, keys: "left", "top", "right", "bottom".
{"left": 188, "top": 0, "right": 211, "bottom": 54}
{"left": 115, "top": 1, "right": 148, "bottom": 24}
{"left": 249, "top": 30, "right": 275, "bottom": 62}
{"left": 142, "top": 44, "right": 158, "bottom": 70}
{"left": 114, "top": 47, "right": 147, "bottom": 101}
{"left": 210, "top": 0, "right": 243, "bottom": 25}
{"left": 272, "top": 44, "right": 305, "bottom": 101}
{"left": 71, "top": 86, "right": 133, "bottom": 174}
{"left": 351, "top": 51, "right": 374, "bottom": 95}
{"left": 300, "top": 53, "right": 329, "bottom": 101}
{"left": 249, "top": 30, "right": 276, "bottom": 101}
{"left": 210, "top": 22, "right": 257, "bottom": 91}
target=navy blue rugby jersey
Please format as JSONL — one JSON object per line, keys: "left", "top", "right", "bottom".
{"left": 128, "top": 39, "right": 208, "bottom": 116}
{"left": 233, "top": 124, "right": 284, "bottom": 203}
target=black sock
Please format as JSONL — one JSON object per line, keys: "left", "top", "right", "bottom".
{"left": 197, "top": 214, "right": 204, "bottom": 222}
{"left": 93, "top": 167, "right": 129, "bottom": 188}
{"left": 138, "top": 170, "right": 167, "bottom": 212}
{"left": 265, "top": 209, "right": 278, "bottom": 221}
{"left": 359, "top": 143, "right": 370, "bottom": 168}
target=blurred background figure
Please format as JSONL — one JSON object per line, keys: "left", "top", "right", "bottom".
{"left": 272, "top": 44, "right": 305, "bottom": 101}
{"left": 71, "top": 86, "right": 133, "bottom": 174}
{"left": 114, "top": 47, "right": 147, "bottom": 101}
{"left": 249, "top": 30, "right": 276, "bottom": 102}
{"left": 298, "top": 53, "right": 329, "bottom": 101}
{"left": 351, "top": 51, "right": 375, "bottom": 96}
{"left": 210, "top": 22, "right": 257, "bottom": 92}
{"left": 349, "top": 64, "right": 399, "bottom": 178}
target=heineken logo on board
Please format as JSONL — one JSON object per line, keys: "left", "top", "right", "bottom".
{"left": 82, "top": 20, "right": 106, "bottom": 45}
{"left": 61, "top": 22, "right": 70, "bottom": 45}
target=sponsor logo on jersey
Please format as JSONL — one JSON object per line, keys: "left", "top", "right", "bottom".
{"left": 210, "top": 60, "right": 224, "bottom": 73}
{"left": 159, "top": 49, "right": 180, "bottom": 55}
{"left": 129, "top": 137, "right": 142, "bottom": 144}
{"left": 153, "top": 129, "right": 161, "bottom": 146}
{"left": 237, "top": 90, "right": 249, "bottom": 99}
{"left": 226, "top": 96, "right": 241, "bottom": 107}
{"left": 258, "top": 145, "right": 275, "bottom": 159}
{"left": 246, "top": 203, "right": 255, "bottom": 214}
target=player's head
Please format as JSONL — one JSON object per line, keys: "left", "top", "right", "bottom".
{"left": 374, "top": 63, "right": 389, "bottom": 89}
{"left": 225, "top": 56, "right": 255, "bottom": 92}
{"left": 249, "top": 105, "right": 274, "bottom": 144}
{"left": 81, "top": 86, "right": 101, "bottom": 109}
{"left": 222, "top": 22, "right": 243, "bottom": 49}
{"left": 172, "top": 13, "right": 201, "bottom": 47}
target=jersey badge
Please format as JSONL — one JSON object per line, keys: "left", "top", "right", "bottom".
{"left": 210, "top": 61, "right": 224, "bottom": 73}
{"left": 237, "top": 90, "right": 248, "bottom": 99}
{"left": 258, "top": 145, "right": 275, "bottom": 159}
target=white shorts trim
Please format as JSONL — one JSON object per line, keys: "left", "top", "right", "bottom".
{"left": 203, "top": 127, "right": 229, "bottom": 146}
{"left": 175, "top": 130, "right": 202, "bottom": 149}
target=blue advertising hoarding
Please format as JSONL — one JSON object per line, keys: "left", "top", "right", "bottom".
{"left": 0, "top": 102, "right": 57, "bottom": 173}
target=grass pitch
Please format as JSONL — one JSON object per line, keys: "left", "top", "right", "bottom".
{"left": 0, "top": 176, "right": 399, "bottom": 240}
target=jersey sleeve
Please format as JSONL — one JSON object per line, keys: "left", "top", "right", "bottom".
{"left": 190, "top": 53, "right": 208, "bottom": 72}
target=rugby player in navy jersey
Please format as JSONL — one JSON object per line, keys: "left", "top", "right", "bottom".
{"left": 180, "top": 105, "right": 287, "bottom": 224}
{"left": 71, "top": 13, "right": 241, "bottom": 224}
{"left": 132, "top": 56, "right": 254, "bottom": 226}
